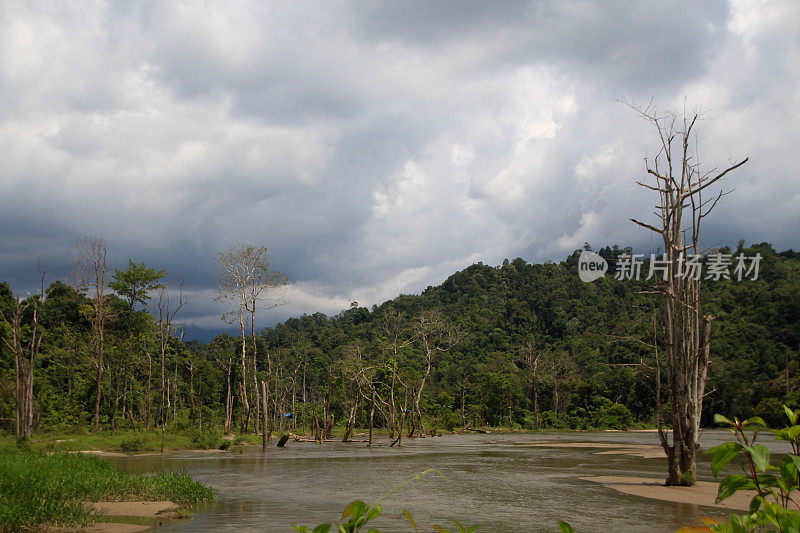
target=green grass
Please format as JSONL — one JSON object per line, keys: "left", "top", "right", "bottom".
{"left": 0, "top": 445, "right": 216, "bottom": 532}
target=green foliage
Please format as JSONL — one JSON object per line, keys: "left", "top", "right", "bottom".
{"left": 119, "top": 433, "right": 149, "bottom": 452}
{"left": 0, "top": 448, "right": 215, "bottom": 531}
{"left": 1, "top": 242, "right": 798, "bottom": 441}
{"left": 557, "top": 521, "right": 576, "bottom": 533}
{"left": 109, "top": 260, "right": 167, "bottom": 313}
{"left": 189, "top": 428, "right": 222, "bottom": 450}
{"left": 691, "top": 406, "right": 800, "bottom": 532}
{"left": 233, "top": 433, "right": 262, "bottom": 446}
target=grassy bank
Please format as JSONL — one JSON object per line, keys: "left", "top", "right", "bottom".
{"left": 0, "top": 427, "right": 266, "bottom": 453}
{"left": 0, "top": 445, "right": 216, "bottom": 532}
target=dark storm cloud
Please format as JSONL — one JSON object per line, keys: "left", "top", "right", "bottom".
{"left": 0, "top": 0, "right": 798, "bottom": 333}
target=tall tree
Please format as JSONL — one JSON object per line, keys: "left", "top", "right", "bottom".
{"left": 74, "top": 236, "right": 110, "bottom": 432}
{"left": 110, "top": 260, "right": 167, "bottom": 319}
{"left": 155, "top": 282, "right": 185, "bottom": 428}
{"left": 0, "top": 272, "right": 45, "bottom": 439}
{"left": 110, "top": 260, "right": 166, "bottom": 428}
{"left": 628, "top": 102, "right": 748, "bottom": 485}
{"left": 216, "top": 243, "right": 288, "bottom": 435}
{"left": 411, "top": 311, "right": 462, "bottom": 436}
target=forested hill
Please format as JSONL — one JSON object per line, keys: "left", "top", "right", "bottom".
{"left": 261, "top": 242, "right": 800, "bottom": 429}
{"left": 1, "top": 242, "right": 798, "bottom": 435}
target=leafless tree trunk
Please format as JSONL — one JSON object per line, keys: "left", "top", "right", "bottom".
{"left": 368, "top": 389, "right": 375, "bottom": 449}
{"left": 520, "top": 341, "right": 542, "bottom": 429}
{"left": 1, "top": 271, "right": 45, "bottom": 440}
{"left": 75, "top": 237, "right": 109, "bottom": 432}
{"left": 411, "top": 311, "right": 462, "bottom": 436}
{"left": 216, "top": 243, "right": 288, "bottom": 435}
{"left": 145, "top": 347, "right": 152, "bottom": 430}
{"left": 156, "top": 282, "right": 184, "bottom": 429}
{"left": 627, "top": 101, "right": 748, "bottom": 486}
{"left": 261, "top": 380, "right": 269, "bottom": 447}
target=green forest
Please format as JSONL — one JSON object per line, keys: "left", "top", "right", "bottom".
{"left": 1, "top": 241, "right": 798, "bottom": 443}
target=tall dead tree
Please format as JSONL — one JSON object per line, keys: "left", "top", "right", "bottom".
{"left": 155, "top": 282, "right": 185, "bottom": 428}
{"left": 216, "top": 243, "right": 287, "bottom": 435}
{"left": 519, "top": 341, "right": 542, "bottom": 429}
{"left": 411, "top": 311, "right": 462, "bottom": 437}
{"left": 0, "top": 271, "right": 46, "bottom": 439}
{"left": 75, "top": 237, "right": 109, "bottom": 432}
{"left": 628, "top": 102, "right": 748, "bottom": 486}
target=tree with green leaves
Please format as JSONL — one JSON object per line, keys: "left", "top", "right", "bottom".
{"left": 110, "top": 260, "right": 167, "bottom": 319}
{"left": 109, "top": 260, "right": 167, "bottom": 428}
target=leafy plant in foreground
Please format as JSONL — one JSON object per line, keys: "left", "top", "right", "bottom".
{"left": 679, "top": 406, "right": 800, "bottom": 532}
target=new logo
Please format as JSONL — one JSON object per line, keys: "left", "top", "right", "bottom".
{"left": 578, "top": 251, "right": 608, "bottom": 282}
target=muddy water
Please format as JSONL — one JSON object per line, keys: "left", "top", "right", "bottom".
{"left": 107, "top": 431, "right": 787, "bottom": 532}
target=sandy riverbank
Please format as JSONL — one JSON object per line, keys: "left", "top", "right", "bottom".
{"left": 508, "top": 441, "right": 667, "bottom": 459}
{"left": 75, "top": 449, "right": 226, "bottom": 457}
{"left": 581, "top": 476, "right": 753, "bottom": 511}
{"left": 48, "top": 500, "right": 181, "bottom": 532}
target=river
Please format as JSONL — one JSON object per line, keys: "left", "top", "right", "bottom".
{"left": 106, "top": 430, "right": 784, "bottom": 532}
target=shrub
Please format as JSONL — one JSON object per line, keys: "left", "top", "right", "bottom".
{"left": 191, "top": 429, "right": 222, "bottom": 450}
{"left": 119, "top": 434, "right": 148, "bottom": 452}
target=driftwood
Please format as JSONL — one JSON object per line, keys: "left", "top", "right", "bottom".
{"left": 276, "top": 434, "right": 290, "bottom": 447}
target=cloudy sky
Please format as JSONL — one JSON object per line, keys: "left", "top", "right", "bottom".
{"left": 1, "top": 0, "right": 798, "bottom": 336}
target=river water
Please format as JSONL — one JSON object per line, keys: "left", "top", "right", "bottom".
{"left": 107, "top": 430, "right": 787, "bottom": 532}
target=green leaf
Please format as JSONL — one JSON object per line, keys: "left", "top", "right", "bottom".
{"left": 743, "top": 416, "right": 768, "bottom": 430}
{"left": 709, "top": 441, "right": 743, "bottom": 477}
{"left": 341, "top": 500, "right": 366, "bottom": 520}
{"left": 781, "top": 457, "right": 799, "bottom": 487}
{"left": 790, "top": 454, "right": 800, "bottom": 474}
{"left": 747, "top": 444, "right": 770, "bottom": 472}
{"left": 403, "top": 510, "right": 419, "bottom": 532}
{"left": 312, "top": 526, "right": 331, "bottom": 533}
{"left": 787, "top": 425, "right": 800, "bottom": 441}
{"left": 366, "top": 505, "right": 381, "bottom": 521}
{"left": 785, "top": 405, "right": 797, "bottom": 425}
{"left": 557, "top": 520, "right": 576, "bottom": 533}
{"left": 717, "top": 474, "right": 756, "bottom": 502}
{"left": 433, "top": 526, "right": 449, "bottom": 533}
{"left": 341, "top": 501, "right": 356, "bottom": 520}
{"left": 715, "top": 414, "right": 735, "bottom": 426}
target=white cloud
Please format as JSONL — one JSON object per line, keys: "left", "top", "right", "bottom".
{"left": 1, "top": 0, "right": 798, "bottom": 336}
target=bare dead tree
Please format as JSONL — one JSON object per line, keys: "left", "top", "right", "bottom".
{"left": 377, "top": 311, "right": 415, "bottom": 439}
{"left": 216, "top": 243, "right": 287, "bottom": 436}
{"left": 75, "top": 237, "right": 110, "bottom": 432}
{"left": 1, "top": 270, "right": 46, "bottom": 439}
{"left": 627, "top": 100, "right": 748, "bottom": 486}
{"left": 155, "top": 281, "right": 185, "bottom": 429}
{"left": 411, "top": 311, "right": 463, "bottom": 437}
{"left": 519, "top": 341, "right": 543, "bottom": 429}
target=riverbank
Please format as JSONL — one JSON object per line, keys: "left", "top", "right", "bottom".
{"left": 0, "top": 424, "right": 659, "bottom": 454}
{"left": 0, "top": 445, "right": 215, "bottom": 532}
{"left": 580, "top": 476, "right": 753, "bottom": 511}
